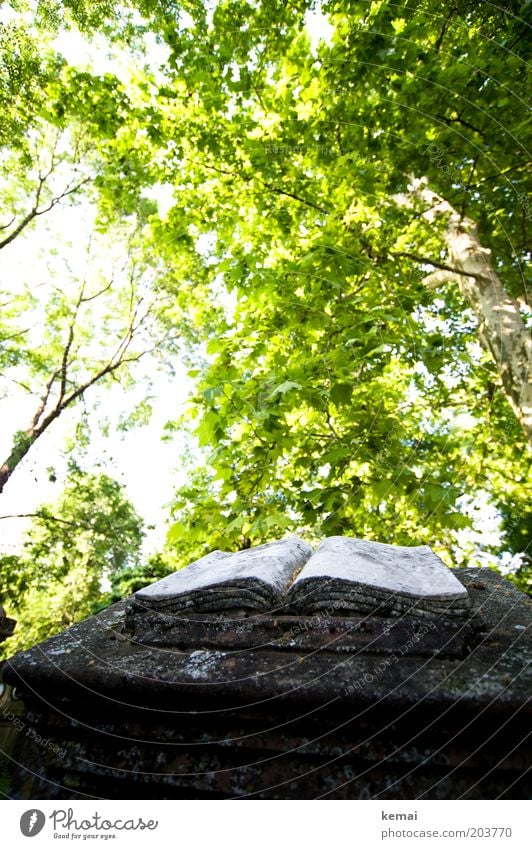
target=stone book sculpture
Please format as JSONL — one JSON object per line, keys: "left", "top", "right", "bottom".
{"left": 135, "top": 537, "right": 312, "bottom": 614}
{"left": 287, "top": 536, "right": 470, "bottom": 617}
{"left": 135, "top": 535, "right": 471, "bottom": 617}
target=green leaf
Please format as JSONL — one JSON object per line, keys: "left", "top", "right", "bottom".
{"left": 269, "top": 380, "right": 302, "bottom": 397}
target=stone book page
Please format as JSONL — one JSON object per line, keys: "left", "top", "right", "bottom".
{"left": 287, "top": 536, "right": 471, "bottom": 617}
{"left": 135, "top": 534, "right": 470, "bottom": 617}
{"left": 134, "top": 535, "right": 312, "bottom": 613}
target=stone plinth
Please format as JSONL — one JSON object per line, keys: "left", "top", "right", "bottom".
{"left": 2, "top": 569, "right": 531, "bottom": 799}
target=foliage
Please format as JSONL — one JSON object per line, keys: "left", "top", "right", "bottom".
{"left": 98, "top": 551, "right": 175, "bottom": 608}
{"left": 146, "top": 0, "right": 530, "bottom": 584}
{"left": 0, "top": 466, "right": 145, "bottom": 657}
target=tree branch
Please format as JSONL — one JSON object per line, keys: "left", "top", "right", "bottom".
{"left": 30, "top": 370, "right": 60, "bottom": 432}
{"left": 0, "top": 177, "right": 90, "bottom": 251}
{"left": 389, "top": 251, "right": 483, "bottom": 280}
{"left": 433, "top": 7, "right": 457, "bottom": 52}
{"left": 203, "top": 162, "right": 329, "bottom": 215}
{"left": 59, "top": 285, "right": 86, "bottom": 402}
{"left": 0, "top": 214, "right": 16, "bottom": 232}
{"left": 0, "top": 291, "right": 149, "bottom": 493}
{"left": 0, "top": 512, "right": 80, "bottom": 527}
{"left": 437, "top": 114, "right": 487, "bottom": 140}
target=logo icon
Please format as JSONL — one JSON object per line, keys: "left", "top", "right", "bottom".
{"left": 20, "top": 809, "right": 46, "bottom": 837}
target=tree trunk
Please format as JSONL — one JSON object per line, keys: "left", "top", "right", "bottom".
{"left": 414, "top": 180, "right": 532, "bottom": 442}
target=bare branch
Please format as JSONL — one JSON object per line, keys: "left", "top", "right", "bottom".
{"left": 0, "top": 512, "right": 78, "bottom": 527}
{"left": 30, "top": 370, "right": 60, "bottom": 431}
{"left": 437, "top": 114, "right": 487, "bottom": 141}
{"left": 0, "top": 326, "right": 31, "bottom": 343}
{"left": 58, "top": 285, "right": 86, "bottom": 403}
{"left": 0, "top": 512, "right": 101, "bottom": 533}
{"left": 203, "top": 162, "right": 329, "bottom": 215}
{"left": 0, "top": 177, "right": 91, "bottom": 251}
{"left": 434, "top": 7, "right": 457, "bottom": 52}
{"left": 423, "top": 269, "right": 465, "bottom": 289}
{"left": 390, "top": 250, "right": 483, "bottom": 280}
{"left": 0, "top": 214, "right": 16, "bottom": 232}
{"left": 0, "top": 246, "right": 166, "bottom": 493}
{"left": 0, "top": 375, "right": 35, "bottom": 395}
{"left": 80, "top": 280, "right": 113, "bottom": 303}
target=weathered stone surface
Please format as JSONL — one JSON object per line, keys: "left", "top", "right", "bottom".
{"left": 2, "top": 568, "right": 530, "bottom": 799}
{"left": 128, "top": 609, "right": 473, "bottom": 658}
{"left": 135, "top": 535, "right": 312, "bottom": 613}
{"left": 289, "top": 537, "right": 470, "bottom": 616}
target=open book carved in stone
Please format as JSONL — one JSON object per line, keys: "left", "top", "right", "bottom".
{"left": 135, "top": 535, "right": 471, "bottom": 617}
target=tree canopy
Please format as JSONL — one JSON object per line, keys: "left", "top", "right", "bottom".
{"left": 152, "top": 0, "right": 531, "bottom": 577}
{"left": 0, "top": 0, "right": 530, "bottom": 655}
